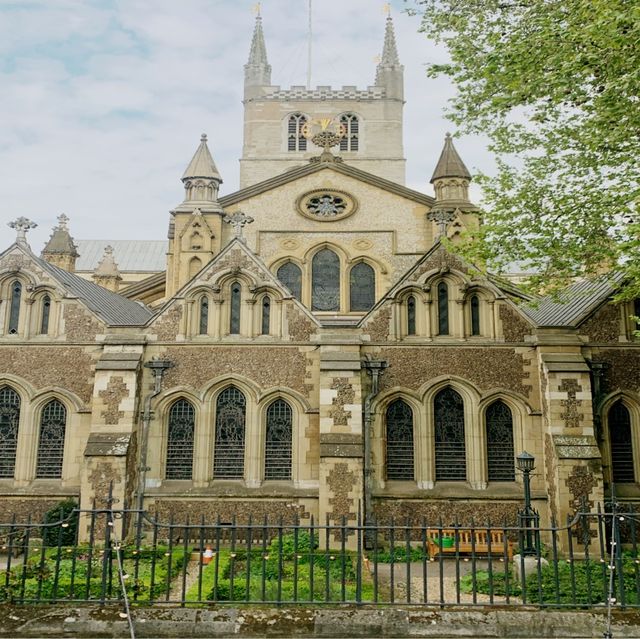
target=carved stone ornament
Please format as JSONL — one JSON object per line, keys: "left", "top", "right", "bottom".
{"left": 296, "top": 189, "right": 358, "bottom": 222}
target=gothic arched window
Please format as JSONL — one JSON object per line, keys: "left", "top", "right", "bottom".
{"left": 470, "top": 295, "right": 480, "bottom": 336}
{"left": 166, "top": 399, "right": 195, "bottom": 480}
{"left": 288, "top": 113, "right": 307, "bottom": 152}
{"left": 277, "top": 262, "right": 302, "bottom": 301}
{"left": 339, "top": 113, "right": 359, "bottom": 152}
{"left": 261, "top": 296, "right": 271, "bottom": 335}
{"left": 230, "top": 282, "right": 242, "bottom": 334}
{"left": 265, "top": 399, "right": 293, "bottom": 480}
{"left": 199, "top": 296, "right": 209, "bottom": 335}
{"left": 609, "top": 401, "right": 635, "bottom": 483}
{"left": 0, "top": 386, "right": 20, "bottom": 478}
{"left": 40, "top": 295, "right": 51, "bottom": 335}
{"left": 213, "top": 387, "right": 246, "bottom": 479}
{"left": 407, "top": 296, "right": 416, "bottom": 336}
{"left": 312, "top": 249, "right": 340, "bottom": 311}
{"left": 36, "top": 399, "right": 66, "bottom": 478}
{"left": 486, "top": 400, "right": 515, "bottom": 481}
{"left": 385, "top": 399, "right": 414, "bottom": 480}
{"left": 349, "top": 262, "right": 375, "bottom": 311}
{"left": 8, "top": 281, "right": 22, "bottom": 334}
{"left": 434, "top": 387, "right": 466, "bottom": 481}
{"left": 437, "top": 282, "right": 449, "bottom": 335}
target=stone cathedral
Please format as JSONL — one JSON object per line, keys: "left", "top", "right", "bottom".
{"left": 1, "top": 14, "right": 639, "bottom": 540}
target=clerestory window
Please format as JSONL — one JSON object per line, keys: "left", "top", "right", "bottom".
{"left": 8, "top": 281, "right": 22, "bottom": 334}
{"left": 40, "top": 295, "right": 51, "bottom": 335}
{"left": 277, "top": 262, "right": 302, "bottom": 301}
{"left": 311, "top": 249, "right": 340, "bottom": 312}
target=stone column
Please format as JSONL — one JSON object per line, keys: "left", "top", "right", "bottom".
{"left": 317, "top": 336, "right": 364, "bottom": 550}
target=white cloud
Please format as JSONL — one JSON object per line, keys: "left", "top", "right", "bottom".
{"left": 0, "top": 0, "right": 493, "bottom": 251}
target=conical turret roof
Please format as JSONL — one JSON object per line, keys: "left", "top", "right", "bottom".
{"left": 430, "top": 133, "right": 471, "bottom": 182}
{"left": 42, "top": 214, "right": 79, "bottom": 256}
{"left": 182, "top": 134, "right": 222, "bottom": 182}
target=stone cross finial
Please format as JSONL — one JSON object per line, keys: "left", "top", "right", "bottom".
{"left": 223, "top": 211, "right": 254, "bottom": 241}
{"left": 57, "top": 213, "right": 69, "bottom": 230}
{"left": 8, "top": 217, "right": 38, "bottom": 245}
{"left": 427, "top": 208, "right": 457, "bottom": 238}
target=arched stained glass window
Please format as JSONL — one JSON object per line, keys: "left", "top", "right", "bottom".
{"left": 230, "top": 282, "right": 241, "bottom": 334}
{"left": 339, "top": 113, "right": 359, "bottom": 152}
{"left": 166, "top": 399, "right": 195, "bottom": 480}
{"left": 486, "top": 400, "right": 515, "bottom": 481}
{"left": 610, "top": 401, "right": 635, "bottom": 483}
{"left": 288, "top": 113, "right": 307, "bottom": 152}
{"left": 213, "top": 387, "right": 246, "bottom": 479}
{"left": 36, "top": 400, "right": 66, "bottom": 478}
{"left": 8, "top": 281, "right": 21, "bottom": 334}
{"left": 199, "top": 296, "right": 209, "bottom": 335}
{"left": 0, "top": 386, "right": 20, "bottom": 478}
{"left": 434, "top": 387, "right": 465, "bottom": 481}
{"left": 470, "top": 295, "right": 480, "bottom": 336}
{"left": 407, "top": 296, "right": 416, "bottom": 336}
{"left": 261, "top": 297, "right": 271, "bottom": 335}
{"left": 386, "top": 399, "right": 414, "bottom": 480}
{"left": 437, "top": 282, "right": 449, "bottom": 335}
{"left": 40, "top": 295, "right": 51, "bottom": 335}
{"left": 312, "top": 249, "right": 340, "bottom": 311}
{"left": 350, "top": 262, "right": 375, "bottom": 311}
{"left": 265, "top": 399, "right": 292, "bottom": 480}
{"left": 277, "top": 262, "right": 302, "bottom": 301}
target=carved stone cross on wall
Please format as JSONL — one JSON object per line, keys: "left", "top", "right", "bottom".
{"left": 427, "top": 208, "right": 457, "bottom": 238}
{"left": 8, "top": 217, "right": 38, "bottom": 245}
{"left": 559, "top": 378, "right": 584, "bottom": 429}
{"left": 223, "top": 211, "right": 254, "bottom": 242}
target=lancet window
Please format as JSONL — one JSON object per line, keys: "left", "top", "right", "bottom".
{"left": 339, "top": 113, "right": 359, "bottom": 152}
{"left": 288, "top": 113, "right": 307, "bottom": 152}
{"left": 0, "top": 386, "right": 20, "bottom": 478}
{"left": 312, "top": 249, "right": 340, "bottom": 312}
{"left": 609, "top": 401, "right": 635, "bottom": 483}
{"left": 470, "top": 295, "right": 480, "bottom": 336}
{"left": 261, "top": 297, "right": 271, "bottom": 335}
{"left": 434, "top": 387, "right": 466, "bottom": 481}
{"left": 437, "top": 282, "right": 449, "bottom": 335}
{"left": 349, "top": 262, "right": 375, "bottom": 311}
{"left": 277, "top": 262, "right": 302, "bottom": 301}
{"left": 265, "top": 399, "right": 293, "bottom": 480}
{"left": 199, "top": 296, "right": 209, "bottom": 335}
{"left": 407, "top": 296, "right": 416, "bottom": 335}
{"left": 385, "top": 399, "right": 414, "bottom": 480}
{"left": 230, "top": 282, "right": 241, "bottom": 334}
{"left": 213, "top": 387, "right": 246, "bottom": 479}
{"left": 36, "top": 400, "right": 66, "bottom": 479}
{"left": 166, "top": 399, "right": 195, "bottom": 480}
{"left": 8, "top": 281, "right": 21, "bottom": 334}
{"left": 40, "top": 295, "right": 51, "bottom": 335}
{"left": 485, "top": 400, "right": 515, "bottom": 481}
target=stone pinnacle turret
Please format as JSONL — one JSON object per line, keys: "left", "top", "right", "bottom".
{"left": 375, "top": 13, "right": 403, "bottom": 100}
{"left": 244, "top": 13, "right": 272, "bottom": 97}
{"left": 180, "top": 133, "right": 223, "bottom": 212}
{"left": 92, "top": 245, "right": 122, "bottom": 292}
{"left": 41, "top": 214, "right": 79, "bottom": 272}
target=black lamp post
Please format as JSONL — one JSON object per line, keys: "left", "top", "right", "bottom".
{"left": 516, "top": 451, "right": 537, "bottom": 556}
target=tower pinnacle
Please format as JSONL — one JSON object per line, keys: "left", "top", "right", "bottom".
{"left": 430, "top": 134, "right": 474, "bottom": 211}
{"left": 244, "top": 13, "right": 272, "bottom": 95}
{"left": 41, "top": 214, "right": 79, "bottom": 271}
{"left": 375, "top": 13, "right": 403, "bottom": 100}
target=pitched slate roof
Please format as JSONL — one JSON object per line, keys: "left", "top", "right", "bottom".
{"left": 520, "top": 274, "right": 622, "bottom": 327}
{"left": 75, "top": 240, "right": 168, "bottom": 272}
{"left": 37, "top": 257, "right": 154, "bottom": 326}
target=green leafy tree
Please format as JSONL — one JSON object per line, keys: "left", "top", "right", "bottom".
{"left": 410, "top": 0, "right": 639, "bottom": 297}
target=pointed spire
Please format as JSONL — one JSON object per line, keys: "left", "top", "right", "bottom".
{"left": 92, "top": 245, "right": 122, "bottom": 292}
{"left": 375, "top": 12, "right": 403, "bottom": 100}
{"left": 380, "top": 14, "right": 400, "bottom": 66}
{"left": 431, "top": 133, "right": 471, "bottom": 182}
{"left": 244, "top": 13, "right": 272, "bottom": 93}
{"left": 182, "top": 134, "right": 222, "bottom": 181}
{"left": 41, "top": 214, "right": 79, "bottom": 271}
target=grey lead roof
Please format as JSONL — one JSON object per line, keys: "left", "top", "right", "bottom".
{"left": 75, "top": 240, "right": 168, "bottom": 272}
{"left": 520, "top": 274, "right": 623, "bottom": 327}
{"left": 37, "top": 257, "right": 154, "bottom": 326}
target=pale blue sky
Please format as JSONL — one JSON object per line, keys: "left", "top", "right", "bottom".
{"left": 0, "top": 0, "right": 492, "bottom": 251}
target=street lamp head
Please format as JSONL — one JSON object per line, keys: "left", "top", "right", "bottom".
{"left": 516, "top": 451, "right": 535, "bottom": 473}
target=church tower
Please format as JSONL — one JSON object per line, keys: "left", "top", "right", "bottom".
{"left": 166, "top": 134, "right": 225, "bottom": 297}
{"left": 239, "top": 12, "right": 406, "bottom": 188}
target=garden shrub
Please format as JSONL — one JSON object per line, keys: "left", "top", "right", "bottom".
{"left": 42, "top": 499, "right": 78, "bottom": 546}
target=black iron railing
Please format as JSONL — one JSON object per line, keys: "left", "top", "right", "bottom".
{"left": 0, "top": 502, "right": 639, "bottom": 609}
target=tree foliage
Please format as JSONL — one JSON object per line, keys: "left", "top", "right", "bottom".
{"left": 411, "top": 0, "right": 640, "bottom": 296}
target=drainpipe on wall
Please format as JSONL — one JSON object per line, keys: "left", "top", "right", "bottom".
{"left": 362, "top": 358, "right": 388, "bottom": 546}
{"left": 136, "top": 358, "right": 173, "bottom": 543}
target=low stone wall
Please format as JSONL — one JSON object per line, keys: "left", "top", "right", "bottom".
{"left": 1, "top": 605, "right": 640, "bottom": 638}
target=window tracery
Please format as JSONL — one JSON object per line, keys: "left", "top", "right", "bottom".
{"left": 277, "top": 262, "right": 302, "bottom": 301}
{"left": 311, "top": 249, "right": 340, "bottom": 312}
{"left": 434, "top": 387, "right": 465, "bottom": 481}
{"left": 265, "top": 399, "right": 292, "bottom": 480}
{"left": 339, "top": 113, "right": 359, "bottom": 152}
{"left": 287, "top": 113, "right": 307, "bottom": 152}
{"left": 349, "top": 262, "right": 375, "bottom": 311}
{"left": 0, "top": 386, "right": 19, "bottom": 478}
{"left": 166, "top": 399, "right": 195, "bottom": 480}
{"left": 36, "top": 399, "right": 66, "bottom": 478}
{"left": 485, "top": 400, "right": 515, "bottom": 481}
{"left": 385, "top": 399, "right": 414, "bottom": 480}
{"left": 213, "top": 387, "right": 246, "bottom": 479}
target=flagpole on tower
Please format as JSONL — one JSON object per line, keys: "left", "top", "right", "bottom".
{"left": 307, "top": 0, "right": 313, "bottom": 90}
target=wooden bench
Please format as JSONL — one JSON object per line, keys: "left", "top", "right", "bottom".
{"left": 427, "top": 528, "right": 513, "bottom": 560}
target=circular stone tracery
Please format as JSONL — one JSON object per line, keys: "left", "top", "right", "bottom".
{"left": 297, "top": 190, "right": 358, "bottom": 222}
